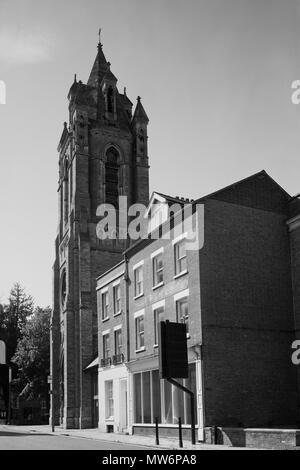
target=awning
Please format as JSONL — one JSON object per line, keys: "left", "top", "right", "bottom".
{"left": 84, "top": 357, "right": 99, "bottom": 371}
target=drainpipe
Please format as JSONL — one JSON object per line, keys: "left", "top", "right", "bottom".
{"left": 124, "top": 254, "right": 130, "bottom": 363}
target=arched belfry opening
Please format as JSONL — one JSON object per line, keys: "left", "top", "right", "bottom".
{"left": 105, "top": 147, "right": 120, "bottom": 208}
{"left": 107, "top": 86, "right": 114, "bottom": 113}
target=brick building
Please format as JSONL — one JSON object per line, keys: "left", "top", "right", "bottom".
{"left": 96, "top": 172, "right": 300, "bottom": 441}
{"left": 50, "top": 39, "right": 149, "bottom": 429}
{"left": 51, "top": 37, "right": 300, "bottom": 442}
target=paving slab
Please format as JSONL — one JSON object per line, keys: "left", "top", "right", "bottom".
{"left": 0, "top": 425, "right": 255, "bottom": 450}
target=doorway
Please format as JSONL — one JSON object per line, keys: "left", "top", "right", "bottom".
{"left": 119, "top": 379, "right": 128, "bottom": 432}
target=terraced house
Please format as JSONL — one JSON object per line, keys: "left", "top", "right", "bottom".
{"left": 96, "top": 173, "right": 300, "bottom": 442}
{"left": 51, "top": 36, "right": 300, "bottom": 447}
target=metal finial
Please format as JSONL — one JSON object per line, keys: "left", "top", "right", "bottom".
{"left": 98, "top": 28, "right": 102, "bottom": 45}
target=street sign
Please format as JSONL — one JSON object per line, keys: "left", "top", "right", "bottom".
{"left": 158, "top": 321, "right": 188, "bottom": 379}
{"left": 158, "top": 321, "right": 195, "bottom": 444}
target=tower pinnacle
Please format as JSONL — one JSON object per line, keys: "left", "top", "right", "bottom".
{"left": 98, "top": 28, "right": 102, "bottom": 47}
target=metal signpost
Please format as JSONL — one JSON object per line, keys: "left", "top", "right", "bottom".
{"left": 48, "top": 375, "right": 55, "bottom": 432}
{"left": 158, "top": 320, "right": 196, "bottom": 445}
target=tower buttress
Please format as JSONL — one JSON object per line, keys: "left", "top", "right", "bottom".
{"left": 132, "top": 96, "right": 150, "bottom": 206}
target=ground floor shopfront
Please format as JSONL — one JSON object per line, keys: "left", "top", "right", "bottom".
{"left": 98, "top": 354, "right": 204, "bottom": 441}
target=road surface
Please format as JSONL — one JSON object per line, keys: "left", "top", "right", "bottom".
{"left": 0, "top": 427, "right": 145, "bottom": 450}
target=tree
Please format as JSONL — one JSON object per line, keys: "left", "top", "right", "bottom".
{"left": 12, "top": 307, "right": 51, "bottom": 398}
{"left": 1, "top": 283, "right": 34, "bottom": 361}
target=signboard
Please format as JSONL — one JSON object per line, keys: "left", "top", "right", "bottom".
{"left": 158, "top": 321, "right": 188, "bottom": 379}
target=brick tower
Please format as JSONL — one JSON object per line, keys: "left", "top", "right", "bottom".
{"left": 50, "top": 38, "right": 149, "bottom": 429}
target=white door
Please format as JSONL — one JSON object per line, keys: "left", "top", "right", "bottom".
{"left": 119, "top": 379, "right": 128, "bottom": 432}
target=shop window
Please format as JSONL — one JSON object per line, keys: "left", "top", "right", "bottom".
{"left": 133, "top": 364, "right": 197, "bottom": 425}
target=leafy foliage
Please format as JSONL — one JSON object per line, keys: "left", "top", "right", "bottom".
{"left": 0, "top": 284, "right": 50, "bottom": 403}
{"left": 12, "top": 307, "right": 51, "bottom": 398}
{"left": 0, "top": 283, "right": 34, "bottom": 361}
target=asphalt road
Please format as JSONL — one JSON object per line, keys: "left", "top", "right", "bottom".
{"left": 0, "top": 428, "right": 145, "bottom": 450}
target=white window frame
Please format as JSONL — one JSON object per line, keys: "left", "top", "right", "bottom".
{"left": 113, "top": 282, "right": 121, "bottom": 316}
{"left": 114, "top": 325, "right": 123, "bottom": 356}
{"left": 134, "top": 264, "right": 144, "bottom": 299}
{"left": 101, "top": 289, "right": 109, "bottom": 321}
{"left": 102, "top": 331, "right": 110, "bottom": 360}
{"left": 152, "top": 300, "right": 165, "bottom": 347}
{"left": 174, "top": 238, "right": 187, "bottom": 277}
{"left": 105, "top": 380, "right": 114, "bottom": 420}
{"left": 135, "top": 310, "right": 145, "bottom": 352}
{"left": 152, "top": 249, "right": 164, "bottom": 288}
{"left": 174, "top": 291, "right": 190, "bottom": 338}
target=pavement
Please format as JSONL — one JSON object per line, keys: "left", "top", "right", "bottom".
{"left": 0, "top": 424, "right": 251, "bottom": 450}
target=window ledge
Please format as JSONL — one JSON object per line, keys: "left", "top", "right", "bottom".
{"left": 152, "top": 282, "right": 164, "bottom": 291}
{"left": 153, "top": 344, "right": 158, "bottom": 349}
{"left": 113, "top": 311, "right": 122, "bottom": 317}
{"left": 102, "top": 317, "right": 110, "bottom": 323}
{"left": 174, "top": 270, "right": 188, "bottom": 280}
{"left": 134, "top": 293, "right": 144, "bottom": 300}
{"left": 135, "top": 347, "right": 146, "bottom": 353}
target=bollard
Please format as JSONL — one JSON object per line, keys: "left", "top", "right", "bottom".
{"left": 178, "top": 417, "right": 183, "bottom": 448}
{"left": 213, "top": 425, "right": 218, "bottom": 445}
{"left": 155, "top": 417, "right": 159, "bottom": 445}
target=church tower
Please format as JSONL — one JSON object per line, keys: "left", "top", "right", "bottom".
{"left": 50, "top": 38, "right": 149, "bottom": 429}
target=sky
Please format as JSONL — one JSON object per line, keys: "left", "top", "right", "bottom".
{"left": 1, "top": 0, "right": 300, "bottom": 307}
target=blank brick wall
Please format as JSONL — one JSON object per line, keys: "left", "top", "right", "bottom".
{"left": 201, "top": 198, "right": 298, "bottom": 427}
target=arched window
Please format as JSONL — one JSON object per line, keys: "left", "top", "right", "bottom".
{"left": 105, "top": 147, "right": 119, "bottom": 208}
{"left": 107, "top": 86, "right": 114, "bottom": 113}
{"left": 138, "top": 128, "right": 145, "bottom": 142}
{"left": 61, "top": 270, "right": 67, "bottom": 307}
